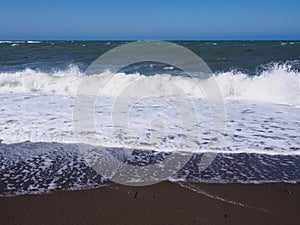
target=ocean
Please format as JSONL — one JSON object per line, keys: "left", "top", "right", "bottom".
{"left": 0, "top": 40, "right": 299, "bottom": 195}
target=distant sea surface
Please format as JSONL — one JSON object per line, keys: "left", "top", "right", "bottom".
{"left": 0, "top": 41, "right": 299, "bottom": 195}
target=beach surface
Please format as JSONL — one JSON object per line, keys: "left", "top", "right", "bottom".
{"left": 1, "top": 181, "right": 299, "bottom": 225}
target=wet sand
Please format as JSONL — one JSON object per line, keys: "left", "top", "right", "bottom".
{"left": 1, "top": 181, "right": 299, "bottom": 225}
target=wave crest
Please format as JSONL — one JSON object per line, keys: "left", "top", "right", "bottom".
{"left": 0, "top": 63, "right": 299, "bottom": 105}
{"left": 216, "top": 63, "right": 300, "bottom": 105}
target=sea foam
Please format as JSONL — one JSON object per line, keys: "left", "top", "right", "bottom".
{"left": 0, "top": 63, "right": 299, "bottom": 106}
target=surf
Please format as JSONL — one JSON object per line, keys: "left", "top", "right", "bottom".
{"left": 0, "top": 63, "right": 299, "bottom": 106}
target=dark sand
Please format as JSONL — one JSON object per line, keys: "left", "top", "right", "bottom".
{"left": 1, "top": 182, "right": 299, "bottom": 225}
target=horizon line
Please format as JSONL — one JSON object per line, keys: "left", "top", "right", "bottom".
{"left": 1, "top": 39, "right": 300, "bottom": 41}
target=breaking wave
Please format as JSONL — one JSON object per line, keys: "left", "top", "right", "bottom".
{"left": 0, "top": 63, "right": 299, "bottom": 106}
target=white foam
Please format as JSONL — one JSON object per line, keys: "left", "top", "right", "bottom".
{"left": 26, "top": 41, "right": 41, "bottom": 44}
{"left": 0, "top": 91, "right": 299, "bottom": 155}
{"left": 0, "top": 67, "right": 83, "bottom": 93}
{"left": 0, "top": 64, "right": 299, "bottom": 154}
{"left": 0, "top": 41, "right": 24, "bottom": 44}
{"left": 0, "top": 64, "right": 299, "bottom": 106}
{"left": 216, "top": 63, "right": 300, "bottom": 106}
{"left": 0, "top": 41, "right": 40, "bottom": 44}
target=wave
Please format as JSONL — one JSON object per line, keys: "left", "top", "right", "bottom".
{"left": 0, "top": 66, "right": 84, "bottom": 93}
{"left": 216, "top": 63, "right": 300, "bottom": 106}
{"left": 0, "top": 63, "right": 299, "bottom": 105}
{"left": 0, "top": 40, "right": 41, "bottom": 44}
{"left": 26, "top": 41, "right": 41, "bottom": 44}
{"left": 0, "top": 41, "right": 24, "bottom": 44}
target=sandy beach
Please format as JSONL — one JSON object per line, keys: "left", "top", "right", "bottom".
{"left": 1, "top": 181, "right": 299, "bottom": 225}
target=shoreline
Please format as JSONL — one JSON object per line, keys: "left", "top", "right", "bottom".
{"left": 1, "top": 181, "right": 299, "bottom": 225}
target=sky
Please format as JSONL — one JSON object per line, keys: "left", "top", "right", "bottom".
{"left": 0, "top": 0, "right": 299, "bottom": 40}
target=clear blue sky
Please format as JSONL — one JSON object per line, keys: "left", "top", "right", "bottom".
{"left": 0, "top": 0, "right": 299, "bottom": 40}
